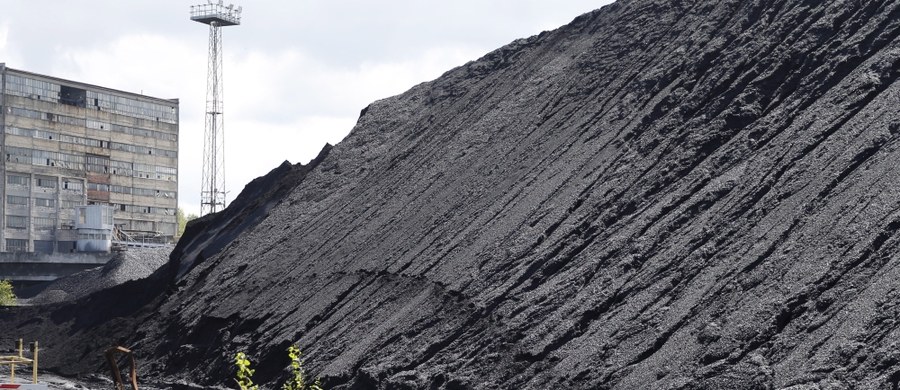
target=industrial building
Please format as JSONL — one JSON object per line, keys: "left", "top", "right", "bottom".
{"left": 0, "top": 64, "right": 178, "bottom": 254}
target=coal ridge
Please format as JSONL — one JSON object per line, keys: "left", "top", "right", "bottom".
{"left": 5, "top": 0, "right": 900, "bottom": 388}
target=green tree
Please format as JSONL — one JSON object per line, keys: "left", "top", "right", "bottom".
{"left": 0, "top": 280, "right": 16, "bottom": 306}
{"left": 176, "top": 208, "right": 199, "bottom": 238}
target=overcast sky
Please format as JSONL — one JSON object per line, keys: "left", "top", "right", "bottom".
{"left": 0, "top": 1, "right": 614, "bottom": 216}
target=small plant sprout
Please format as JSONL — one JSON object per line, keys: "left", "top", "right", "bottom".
{"left": 283, "top": 345, "right": 323, "bottom": 390}
{"left": 234, "top": 346, "right": 323, "bottom": 390}
{"left": 235, "top": 351, "right": 259, "bottom": 390}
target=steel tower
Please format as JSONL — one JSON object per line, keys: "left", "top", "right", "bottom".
{"left": 190, "top": 1, "right": 242, "bottom": 215}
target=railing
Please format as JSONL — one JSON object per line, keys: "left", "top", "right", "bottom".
{"left": 0, "top": 339, "right": 38, "bottom": 384}
{"left": 190, "top": 3, "right": 242, "bottom": 25}
{"left": 112, "top": 227, "right": 172, "bottom": 249}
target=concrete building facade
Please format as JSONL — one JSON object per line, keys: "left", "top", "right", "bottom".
{"left": 0, "top": 64, "right": 178, "bottom": 253}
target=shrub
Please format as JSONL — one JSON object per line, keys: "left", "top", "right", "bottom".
{"left": 0, "top": 280, "right": 15, "bottom": 306}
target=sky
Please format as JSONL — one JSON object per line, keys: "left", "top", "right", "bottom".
{"left": 0, "top": 1, "right": 615, "bottom": 216}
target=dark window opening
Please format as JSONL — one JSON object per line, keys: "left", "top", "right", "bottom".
{"left": 60, "top": 85, "right": 87, "bottom": 108}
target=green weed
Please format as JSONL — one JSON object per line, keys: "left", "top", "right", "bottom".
{"left": 234, "top": 345, "right": 323, "bottom": 390}
{"left": 235, "top": 352, "right": 259, "bottom": 390}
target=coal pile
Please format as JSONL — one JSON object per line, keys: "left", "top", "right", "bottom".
{"left": 5, "top": 0, "right": 900, "bottom": 388}
{"left": 23, "top": 246, "right": 172, "bottom": 306}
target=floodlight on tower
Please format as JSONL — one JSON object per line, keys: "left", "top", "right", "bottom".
{"left": 190, "top": 2, "right": 242, "bottom": 215}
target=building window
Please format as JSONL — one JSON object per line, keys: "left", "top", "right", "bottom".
{"left": 36, "top": 176, "right": 57, "bottom": 189}
{"left": 78, "top": 233, "right": 109, "bottom": 240}
{"left": 87, "top": 183, "right": 110, "bottom": 192}
{"left": 34, "top": 240, "right": 54, "bottom": 254}
{"left": 6, "top": 195, "right": 29, "bottom": 206}
{"left": 86, "top": 155, "right": 110, "bottom": 174}
{"left": 33, "top": 217, "right": 55, "bottom": 231}
{"left": 7, "top": 174, "right": 30, "bottom": 186}
{"left": 63, "top": 179, "right": 84, "bottom": 192}
{"left": 60, "top": 85, "right": 87, "bottom": 107}
{"left": 61, "top": 200, "right": 82, "bottom": 209}
{"left": 6, "top": 215, "right": 28, "bottom": 229}
{"left": 6, "top": 239, "right": 28, "bottom": 253}
{"left": 58, "top": 241, "right": 76, "bottom": 253}
{"left": 35, "top": 198, "right": 57, "bottom": 208}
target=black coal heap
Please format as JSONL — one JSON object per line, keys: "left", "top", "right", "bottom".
{"left": 5, "top": 1, "right": 900, "bottom": 388}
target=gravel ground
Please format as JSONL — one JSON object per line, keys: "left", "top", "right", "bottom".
{"left": 0, "top": 373, "right": 100, "bottom": 390}
{"left": 0, "top": 372, "right": 170, "bottom": 390}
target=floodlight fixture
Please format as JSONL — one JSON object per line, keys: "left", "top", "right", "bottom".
{"left": 190, "top": 1, "right": 241, "bottom": 26}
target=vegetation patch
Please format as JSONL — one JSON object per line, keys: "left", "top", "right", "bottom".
{"left": 235, "top": 345, "right": 323, "bottom": 390}
{"left": 0, "top": 280, "right": 15, "bottom": 306}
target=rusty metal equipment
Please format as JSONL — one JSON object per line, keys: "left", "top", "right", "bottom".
{"left": 0, "top": 339, "right": 39, "bottom": 385}
{"left": 105, "top": 346, "right": 138, "bottom": 390}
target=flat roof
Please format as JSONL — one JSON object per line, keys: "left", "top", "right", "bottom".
{"left": 0, "top": 63, "right": 179, "bottom": 106}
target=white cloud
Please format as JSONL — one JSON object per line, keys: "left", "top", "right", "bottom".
{"left": 226, "top": 44, "right": 481, "bottom": 121}
{"left": 0, "top": 22, "right": 6, "bottom": 50}
{"left": 221, "top": 44, "right": 483, "bottom": 216}
{"left": 50, "top": 34, "right": 208, "bottom": 216}
{"left": 52, "top": 34, "right": 204, "bottom": 100}
{"left": 0, "top": 22, "right": 22, "bottom": 66}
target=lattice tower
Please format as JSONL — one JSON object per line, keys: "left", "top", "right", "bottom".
{"left": 190, "top": 2, "right": 242, "bottom": 215}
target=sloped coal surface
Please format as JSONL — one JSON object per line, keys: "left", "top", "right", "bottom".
{"left": 24, "top": 246, "right": 171, "bottom": 305}
{"left": 171, "top": 144, "right": 332, "bottom": 280}
{"left": 6, "top": 0, "right": 900, "bottom": 388}
{"left": 0, "top": 154, "right": 330, "bottom": 383}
